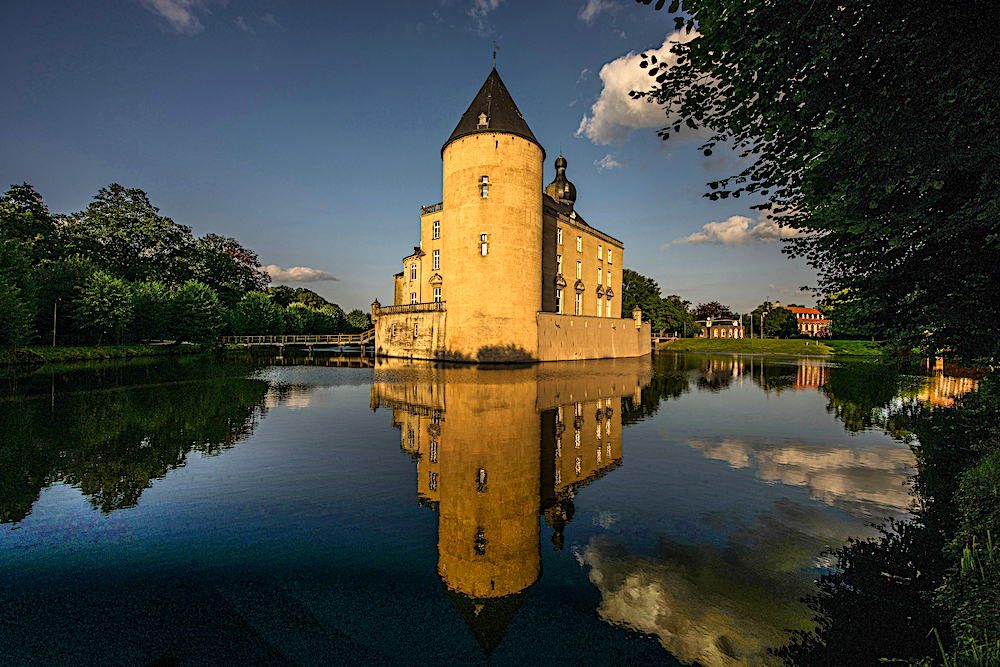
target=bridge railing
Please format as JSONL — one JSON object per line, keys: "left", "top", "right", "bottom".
{"left": 222, "top": 330, "right": 375, "bottom": 346}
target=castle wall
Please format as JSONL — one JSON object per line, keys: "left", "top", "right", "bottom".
{"left": 373, "top": 310, "right": 447, "bottom": 360}
{"left": 536, "top": 313, "right": 652, "bottom": 362}
{"left": 441, "top": 133, "right": 544, "bottom": 362}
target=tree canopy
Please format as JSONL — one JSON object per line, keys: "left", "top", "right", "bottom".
{"left": 621, "top": 268, "right": 701, "bottom": 335}
{"left": 635, "top": 0, "right": 1000, "bottom": 363}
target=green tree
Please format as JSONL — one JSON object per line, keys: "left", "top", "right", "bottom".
{"left": 0, "top": 183, "right": 56, "bottom": 261}
{"left": 763, "top": 307, "right": 797, "bottom": 338}
{"left": 78, "top": 271, "right": 133, "bottom": 345}
{"left": 0, "top": 240, "right": 35, "bottom": 347}
{"left": 169, "top": 280, "right": 223, "bottom": 344}
{"left": 61, "top": 184, "right": 195, "bottom": 284}
{"left": 131, "top": 281, "right": 171, "bottom": 343}
{"left": 266, "top": 285, "right": 297, "bottom": 307}
{"left": 694, "top": 301, "right": 733, "bottom": 320}
{"left": 33, "top": 255, "right": 97, "bottom": 345}
{"left": 818, "top": 290, "right": 869, "bottom": 341}
{"left": 345, "top": 309, "right": 371, "bottom": 332}
{"left": 635, "top": 0, "right": 1000, "bottom": 362}
{"left": 231, "top": 291, "right": 284, "bottom": 335}
{"left": 622, "top": 269, "right": 701, "bottom": 335}
{"left": 188, "top": 233, "right": 269, "bottom": 309}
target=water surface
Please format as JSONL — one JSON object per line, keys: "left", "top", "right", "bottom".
{"left": 0, "top": 351, "right": 971, "bottom": 666}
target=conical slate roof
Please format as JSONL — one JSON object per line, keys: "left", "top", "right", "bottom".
{"left": 442, "top": 68, "right": 545, "bottom": 157}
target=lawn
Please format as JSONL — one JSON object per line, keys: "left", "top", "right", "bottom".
{"left": 662, "top": 338, "right": 883, "bottom": 356}
{"left": 1, "top": 344, "right": 212, "bottom": 365}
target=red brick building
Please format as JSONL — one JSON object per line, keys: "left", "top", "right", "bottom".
{"left": 785, "top": 306, "right": 831, "bottom": 336}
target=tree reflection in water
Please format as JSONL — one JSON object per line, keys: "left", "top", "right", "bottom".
{"left": 0, "top": 354, "right": 272, "bottom": 524}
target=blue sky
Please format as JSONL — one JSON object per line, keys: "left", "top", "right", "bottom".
{"left": 2, "top": 0, "right": 819, "bottom": 313}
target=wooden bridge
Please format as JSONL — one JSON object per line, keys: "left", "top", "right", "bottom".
{"left": 222, "top": 329, "right": 375, "bottom": 349}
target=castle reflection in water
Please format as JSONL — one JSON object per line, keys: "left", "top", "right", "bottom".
{"left": 370, "top": 357, "right": 652, "bottom": 653}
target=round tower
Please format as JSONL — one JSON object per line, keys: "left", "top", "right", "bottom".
{"left": 440, "top": 68, "right": 545, "bottom": 362}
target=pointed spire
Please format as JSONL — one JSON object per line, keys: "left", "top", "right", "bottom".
{"left": 443, "top": 69, "right": 544, "bottom": 157}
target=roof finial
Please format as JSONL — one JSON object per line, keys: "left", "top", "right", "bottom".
{"left": 493, "top": 42, "right": 499, "bottom": 68}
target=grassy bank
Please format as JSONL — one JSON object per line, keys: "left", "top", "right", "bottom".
{"left": 662, "top": 338, "right": 883, "bottom": 356}
{"left": 0, "top": 344, "right": 213, "bottom": 366}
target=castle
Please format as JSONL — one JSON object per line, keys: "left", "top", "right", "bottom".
{"left": 371, "top": 67, "right": 651, "bottom": 363}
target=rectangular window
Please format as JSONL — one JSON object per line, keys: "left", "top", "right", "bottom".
{"left": 556, "top": 254, "right": 563, "bottom": 275}
{"left": 480, "top": 233, "right": 488, "bottom": 256}
{"left": 432, "top": 220, "right": 440, "bottom": 239}
{"left": 607, "top": 270, "right": 611, "bottom": 288}
{"left": 481, "top": 175, "right": 489, "bottom": 198}
{"left": 433, "top": 249, "right": 440, "bottom": 270}
{"left": 430, "top": 441, "right": 438, "bottom": 463}
{"left": 606, "top": 300, "right": 611, "bottom": 318}
{"left": 555, "top": 288, "right": 562, "bottom": 313}
{"left": 410, "top": 292, "right": 417, "bottom": 304}
{"left": 414, "top": 323, "right": 419, "bottom": 337}
{"left": 410, "top": 264, "right": 417, "bottom": 280}
{"left": 597, "top": 268, "right": 602, "bottom": 285}
{"left": 598, "top": 245, "right": 603, "bottom": 260}
{"left": 575, "top": 292, "right": 581, "bottom": 315}
{"left": 608, "top": 249, "right": 613, "bottom": 264}
{"left": 576, "top": 261, "right": 582, "bottom": 279}
{"left": 557, "top": 228, "right": 563, "bottom": 245}
{"left": 433, "top": 287, "right": 441, "bottom": 303}
{"left": 597, "top": 297, "right": 602, "bottom": 316}
{"left": 392, "top": 323, "right": 396, "bottom": 337}
{"left": 577, "top": 236, "right": 582, "bottom": 252}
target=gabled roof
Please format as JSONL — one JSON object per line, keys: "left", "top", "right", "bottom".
{"left": 443, "top": 68, "right": 544, "bottom": 157}
{"left": 785, "top": 306, "right": 826, "bottom": 317}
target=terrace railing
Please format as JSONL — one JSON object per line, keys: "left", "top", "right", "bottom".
{"left": 376, "top": 301, "right": 446, "bottom": 316}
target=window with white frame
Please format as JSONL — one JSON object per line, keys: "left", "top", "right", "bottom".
{"left": 576, "top": 261, "right": 582, "bottom": 279}
{"left": 597, "top": 268, "right": 602, "bottom": 285}
{"left": 410, "top": 264, "right": 417, "bottom": 280}
{"left": 480, "top": 233, "right": 488, "bottom": 255}
{"left": 607, "top": 270, "right": 611, "bottom": 288}
{"left": 410, "top": 292, "right": 417, "bottom": 304}
{"left": 598, "top": 244, "right": 603, "bottom": 260}
{"left": 557, "top": 228, "right": 563, "bottom": 245}
{"left": 432, "top": 220, "right": 440, "bottom": 239}
{"left": 555, "top": 288, "right": 562, "bottom": 313}
{"left": 481, "top": 175, "right": 489, "bottom": 198}
{"left": 577, "top": 236, "right": 582, "bottom": 252}
{"left": 575, "top": 292, "right": 581, "bottom": 315}
{"left": 433, "top": 287, "right": 441, "bottom": 303}
{"left": 606, "top": 300, "right": 612, "bottom": 318}
{"left": 556, "top": 254, "right": 562, "bottom": 275}
{"left": 597, "top": 297, "right": 602, "bottom": 316}
{"left": 433, "top": 249, "right": 440, "bottom": 270}
{"left": 608, "top": 248, "right": 613, "bottom": 264}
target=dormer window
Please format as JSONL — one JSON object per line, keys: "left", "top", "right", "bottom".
{"left": 481, "top": 175, "right": 489, "bottom": 198}
{"left": 477, "top": 112, "right": 489, "bottom": 129}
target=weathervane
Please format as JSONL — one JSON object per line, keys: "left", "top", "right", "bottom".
{"left": 493, "top": 42, "right": 499, "bottom": 68}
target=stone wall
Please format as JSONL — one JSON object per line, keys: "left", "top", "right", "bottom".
{"left": 373, "top": 310, "right": 447, "bottom": 360}
{"left": 536, "top": 313, "right": 651, "bottom": 362}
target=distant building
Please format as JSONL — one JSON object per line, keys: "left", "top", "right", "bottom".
{"left": 783, "top": 305, "right": 831, "bottom": 336}
{"left": 372, "top": 67, "right": 651, "bottom": 363}
{"left": 695, "top": 316, "right": 745, "bottom": 339}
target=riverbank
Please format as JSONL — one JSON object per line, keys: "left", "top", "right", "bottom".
{"left": 0, "top": 344, "right": 214, "bottom": 366}
{"left": 662, "top": 338, "right": 883, "bottom": 356}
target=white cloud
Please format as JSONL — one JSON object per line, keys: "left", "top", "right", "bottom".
{"left": 576, "top": 31, "right": 698, "bottom": 145}
{"left": 262, "top": 13, "right": 282, "bottom": 30}
{"left": 259, "top": 265, "right": 340, "bottom": 283}
{"left": 767, "top": 284, "right": 810, "bottom": 296}
{"left": 468, "top": 0, "right": 502, "bottom": 35}
{"left": 578, "top": 0, "right": 620, "bottom": 25}
{"left": 665, "top": 212, "right": 803, "bottom": 248}
{"left": 595, "top": 154, "right": 630, "bottom": 171}
{"left": 137, "top": 0, "right": 220, "bottom": 35}
{"left": 235, "top": 16, "right": 254, "bottom": 33}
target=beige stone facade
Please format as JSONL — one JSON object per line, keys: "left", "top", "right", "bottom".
{"left": 373, "top": 68, "right": 649, "bottom": 363}
{"left": 370, "top": 357, "right": 653, "bottom": 611}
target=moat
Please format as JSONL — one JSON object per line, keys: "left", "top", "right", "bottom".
{"left": 0, "top": 351, "right": 974, "bottom": 666}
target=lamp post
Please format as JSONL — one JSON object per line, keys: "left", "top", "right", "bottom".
{"left": 51, "top": 298, "right": 59, "bottom": 347}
